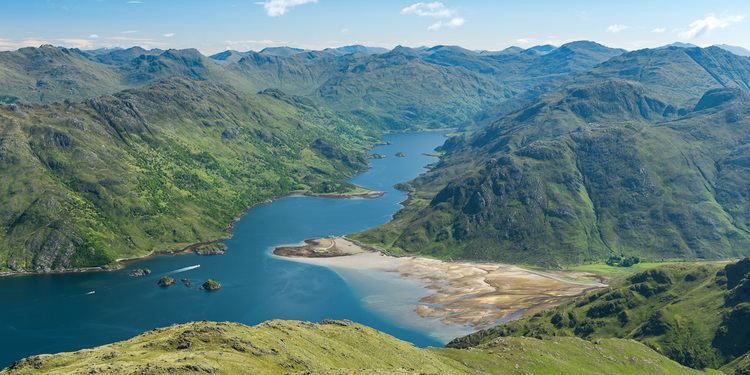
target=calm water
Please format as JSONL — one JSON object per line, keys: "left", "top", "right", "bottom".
{"left": 0, "top": 131, "right": 448, "bottom": 367}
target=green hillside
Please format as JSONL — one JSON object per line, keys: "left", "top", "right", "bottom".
{"left": 448, "top": 259, "right": 750, "bottom": 371}
{"left": 0, "top": 78, "right": 374, "bottom": 273}
{"left": 1, "top": 320, "right": 704, "bottom": 374}
{"left": 352, "top": 79, "right": 750, "bottom": 266}
{"left": 1, "top": 42, "right": 625, "bottom": 132}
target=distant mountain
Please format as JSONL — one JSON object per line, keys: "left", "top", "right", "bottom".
{"left": 259, "top": 46, "right": 308, "bottom": 57}
{"left": 0, "top": 41, "right": 630, "bottom": 131}
{"left": 208, "top": 49, "right": 249, "bottom": 63}
{"left": 582, "top": 45, "right": 750, "bottom": 105}
{"left": 525, "top": 41, "right": 626, "bottom": 75}
{"left": 526, "top": 44, "right": 557, "bottom": 54}
{"left": 322, "top": 45, "right": 389, "bottom": 56}
{"left": 451, "top": 260, "right": 750, "bottom": 371}
{"left": 0, "top": 45, "right": 123, "bottom": 104}
{"left": 657, "top": 42, "right": 699, "bottom": 49}
{"left": 83, "top": 46, "right": 163, "bottom": 65}
{"left": 715, "top": 44, "right": 750, "bottom": 57}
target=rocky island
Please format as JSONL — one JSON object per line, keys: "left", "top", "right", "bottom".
{"left": 157, "top": 276, "right": 176, "bottom": 287}
{"left": 395, "top": 152, "right": 407, "bottom": 157}
{"left": 201, "top": 279, "right": 222, "bottom": 291}
{"left": 128, "top": 268, "right": 151, "bottom": 277}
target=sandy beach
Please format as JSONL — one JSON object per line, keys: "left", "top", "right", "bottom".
{"left": 274, "top": 237, "right": 606, "bottom": 333}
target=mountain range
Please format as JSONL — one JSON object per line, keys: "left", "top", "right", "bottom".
{"left": 3, "top": 40, "right": 750, "bottom": 273}
{"left": 353, "top": 45, "right": 750, "bottom": 267}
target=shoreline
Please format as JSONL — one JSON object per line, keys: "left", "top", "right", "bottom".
{"left": 0, "top": 187, "right": 385, "bottom": 278}
{"left": 273, "top": 237, "right": 607, "bottom": 332}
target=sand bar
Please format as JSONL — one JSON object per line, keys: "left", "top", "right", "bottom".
{"left": 274, "top": 237, "right": 606, "bottom": 332}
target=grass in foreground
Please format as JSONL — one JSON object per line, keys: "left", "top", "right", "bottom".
{"left": 2, "top": 320, "right": 706, "bottom": 374}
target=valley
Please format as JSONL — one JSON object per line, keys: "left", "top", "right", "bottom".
{"left": 3, "top": 4, "right": 750, "bottom": 371}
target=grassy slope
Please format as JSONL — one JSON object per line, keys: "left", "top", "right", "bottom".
{"left": 352, "top": 82, "right": 750, "bottom": 266}
{"left": 1, "top": 320, "right": 703, "bottom": 375}
{"left": 448, "top": 260, "right": 750, "bottom": 371}
{"left": 0, "top": 78, "right": 374, "bottom": 273}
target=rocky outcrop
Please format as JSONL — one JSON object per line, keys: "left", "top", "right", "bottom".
{"left": 201, "top": 279, "right": 221, "bottom": 291}
{"left": 128, "top": 268, "right": 151, "bottom": 277}
{"left": 158, "top": 276, "right": 176, "bottom": 287}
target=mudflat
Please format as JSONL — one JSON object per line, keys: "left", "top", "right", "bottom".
{"left": 274, "top": 237, "right": 606, "bottom": 330}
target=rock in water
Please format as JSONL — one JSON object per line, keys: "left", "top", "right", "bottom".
{"left": 395, "top": 152, "right": 407, "bottom": 157}
{"left": 129, "top": 268, "right": 151, "bottom": 277}
{"left": 192, "top": 243, "right": 227, "bottom": 256}
{"left": 157, "top": 276, "right": 176, "bottom": 287}
{"left": 181, "top": 278, "right": 192, "bottom": 288}
{"left": 201, "top": 279, "right": 222, "bottom": 291}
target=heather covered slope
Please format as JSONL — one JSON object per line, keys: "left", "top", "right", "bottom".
{"left": 1, "top": 320, "right": 703, "bottom": 374}
{"left": 352, "top": 82, "right": 750, "bottom": 266}
{"left": 448, "top": 259, "right": 750, "bottom": 371}
{"left": 0, "top": 78, "right": 373, "bottom": 273}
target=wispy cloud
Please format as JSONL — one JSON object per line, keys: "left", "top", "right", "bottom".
{"left": 680, "top": 14, "right": 744, "bottom": 39}
{"left": 402, "top": 2, "right": 455, "bottom": 17}
{"left": 121, "top": 30, "right": 139, "bottom": 34}
{"left": 57, "top": 38, "right": 94, "bottom": 49}
{"left": 0, "top": 38, "right": 51, "bottom": 50}
{"left": 607, "top": 24, "right": 628, "bottom": 33}
{"left": 402, "top": 2, "right": 465, "bottom": 31}
{"left": 127, "top": 1, "right": 143, "bottom": 4}
{"left": 164, "top": 33, "right": 175, "bottom": 37}
{"left": 89, "top": 34, "right": 99, "bottom": 38}
{"left": 428, "top": 17, "right": 465, "bottom": 31}
{"left": 652, "top": 27, "right": 667, "bottom": 33}
{"left": 256, "top": 0, "right": 317, "bottom": 17}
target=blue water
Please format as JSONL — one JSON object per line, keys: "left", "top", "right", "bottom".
{"left": 0, "top": 131, "right": 448, "bottom": 368}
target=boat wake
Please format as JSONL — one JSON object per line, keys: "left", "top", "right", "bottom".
{"left": 85, "top": 291, "right": 95, "bottom": 295}
{"left": 167, "top": 265, "right": 200, "bottom": 274}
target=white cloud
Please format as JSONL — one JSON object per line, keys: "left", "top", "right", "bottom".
{"left": 57, "top": 38, "right": 94, "bottom": 49}
{"left": 256, "top": 0, "right": 317, "bottom": 17}
{"left": 652, "top": 27, "right": 667, "bottom": 33}
{"left": 0, "top": 38, "right": 50, "bottom": 51}
{"left": 164, "top": 33, "right": 175, "bottom": 37}
{"left": 428, "top": 16, "right": 465, "bottom": 31}
{"left": 402, "top": 2, "right": 455, "bottom": 17}
{"left": 127, "top": 1, "right": 143, "bottom": 4}
{"left": 89, "top": 34, "right": 99, "bottom": 38}
{"left": 121, "top": 30, "right": 138, "bottom": 34}
{"left": 607, "top": 24, "right": 628, "bottom": 33}
{"left": 402, "top": 2, "right": 465, "bottom": 31}
{"left": 680, "top": 14, "right": 745, "bottom": 39}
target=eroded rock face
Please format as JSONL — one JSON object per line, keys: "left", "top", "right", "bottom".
{"left": 26, "top": 227, "right": 85, "bottom": 273}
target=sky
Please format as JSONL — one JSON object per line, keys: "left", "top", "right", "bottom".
{"left": 1, "top": 0, "right": 749, "bottom": 54}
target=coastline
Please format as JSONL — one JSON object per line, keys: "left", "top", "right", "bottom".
{"left": 0, "top": 187, "right": 385, "bottom": 278}
{"left": 272, "top": 237, "right": 607, "bottom": 333}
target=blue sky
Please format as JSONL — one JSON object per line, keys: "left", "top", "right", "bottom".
{"left": 1, "top": 0, "right": 749, "bottom": 54}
